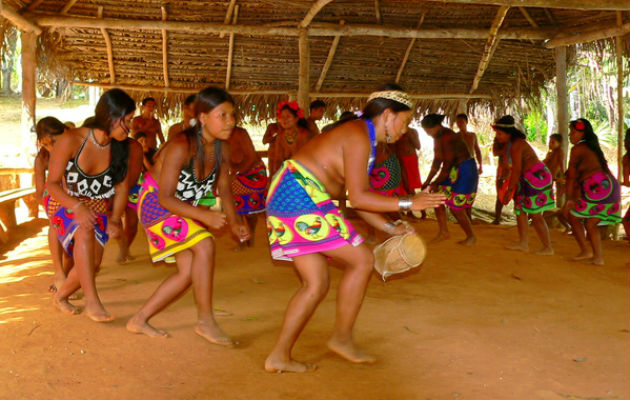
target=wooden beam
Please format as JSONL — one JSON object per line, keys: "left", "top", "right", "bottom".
{"left": 545, "top": 22, "right": 630, "bottom": 48}
{"left": 615, "top": 11, "right": 624, "bottom": 181}
{"left": 97, "top": 7, "right": 115, "bottom": 84}
{"left": 374, "top": 0, "right": 382, "bottom": 24}
{"left": 225, "top": 5, "right": 239, "bottom": 91}
{"left": 219, "top": 0, "right": 237, "bottom": 39}
{"left": 422, "top": 0, "right": 629, "bottom": 11}
{"left": 300, "top": 0, "right": 334, "bottom": 28}
{"left": 30, "top": 15, "right": 556, "bottom": 40}
{"left": 1, "top": 6, "right": 42, "bottom": 34}
{"left": 518, "top": 7, "right": 538, "bottom": 28}
{"left": 26, "top": 0, "right": 45, "bottom": 11}
{"left": 311, "top": 92, "right": 493, "bottom": 99}
{"left": 395, "top": 12, "right": 426, "bottom": 84}
{"left": 315, "top": 20, "right": 344, "bottom": 91}
{"left": 297, "top": 28, "right": 310, "bottom": 111}
{"left": 470, "top": 6, "right": 509, "bottom": 93}
{"left": 161, "top": 7, "right": 169, "bottom": 88}
{"left": 59, "top": 0, "right": 79, "bottom": 15}
{"left": 21, "top": 31, "right": 37, "bottom": 162}
{"left": 555, "top": 46, "right": 569, "bottom": 168}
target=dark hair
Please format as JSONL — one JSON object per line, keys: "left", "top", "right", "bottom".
{"left": 85, "top": 89, "right": 136, "bottom": 185}
{"left": 570, "top": 118, "right": 610, "bottom": 173}
{"left": 339, "top": 111, "right": 355, "bottom": 121}
{"left": 549, "top": 133, "right": 562, "bottom": 143}
{"left": 36, "top": 116, "right": 66, "bottom": 140}
{"left": 624, "top": 128, "right": 630, "bottom": 152}
{"left": 183, "top": 86, "right": 235, "bottom": 175}
{"left": 184, "top": 94, "right": 196, "bottom": 106}
{"left": 82, "top": 116, "right": 95, "bottom": 127}
{"left": 310, "top": 100, "right": 326, "bottom": 110}
{"left": 492, "top": 115, "right": 526, "bottom": 140}
{"left": 134, "top": 131, "right": 147, "bottom": 140}
{"left": 421, "top": 114, "right": 446, "bottom": 129}
{"left": 141, "top": 97, "right": 156, "bottom": 106}
{"left": 456, "top": 113, "right": 468, "bottom": 121}
{"left": 362, "top": 83, "right": 411, "bottom": 120}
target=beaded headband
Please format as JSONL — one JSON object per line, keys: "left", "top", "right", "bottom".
{"left": 492, "top": 123, "right": 516, "bottom": 129}
{"left": 367, "top": 90, "right": 413, "bottom": 108}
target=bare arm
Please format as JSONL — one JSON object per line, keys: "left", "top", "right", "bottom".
{"left": 423, "top": 139, "right": 443, "bottom": 188}
{"left": 262, "top": 124, "right": 278, "bottom": 145}
{"left": 408, "top": 129, "right": 420, "bottom": 150}
{"left": 474, "top": 135, "right": 483, "bottom": 173}
{"left": 506, "top": 141, "right": 523, "bottom": 200}
{"left": 156, "top": 120, "right": 166, "bottom": 147}
{"left": 34, "top": 150, "right": 48, "bottom": 203}
{"left": 621, "top": 154, "right": 629, "bottom": 186}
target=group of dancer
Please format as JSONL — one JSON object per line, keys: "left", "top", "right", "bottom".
{"left": 33, "top": 82, "right": 627, "bottom": 373}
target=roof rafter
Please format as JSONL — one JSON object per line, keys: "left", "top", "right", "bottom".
{"left": 470, "top": 6, "right": 510, "bottom": 93}
{"left": 1, "top": 5, "right": 42, "bottom": 34}
{"left": 300, "top": 0, "right": 334, "bottom": 28}
{"left": 424, "top": 0, "right": 629, "bottom": 11}
{"left": 545, "top": 22, "right": 630, "bottom": 48}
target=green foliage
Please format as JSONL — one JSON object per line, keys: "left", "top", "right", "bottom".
{"left": 523, "top": 108, "right": 548, "bottom": 143}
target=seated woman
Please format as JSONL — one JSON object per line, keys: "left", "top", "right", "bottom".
{"left": 563, "top": 119, "right": 621, "bottom": 265}
{"left": 493, "top": 115, "right": 554, "bottom": 255}
{"left": 264, "top": 83, "right": 445, "bottom": 373}
{"left": 126, "top": 87, "right": 249, "bottom": 345}
{"left": 46, "top": 89, "right": 137, "bottom": 322}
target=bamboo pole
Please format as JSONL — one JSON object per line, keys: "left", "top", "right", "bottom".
{"left": 298, "top": 28, "right": 310, "bottom": 111}
{"left": 315, "top": 20, "right": 344, "bottom": 91}
{"left": 30, "top": 15, "right": 555, "bottom": 40}
{"left": 374, "top": 0, "right": 382, "bottom": 24}
{"left": 226, "top": 5, "right": 239, "bottom": 90}
{"left": 470, "top": 6, "right": 509, "bottom": 94}
{"left": 97, "top": 7, "right": 116, "bottom": 84}
{"left": 615, "top": 12, "right": 624, "bottom": 180}
{"left": 1, "top": 6, "right": 42, "bottom": 34}
{"left": 220, "top": 0, "right": 237, "bottom": 39}
{"left": 395, "top": 12, "right": 426, "bottom": 84}
{"left": 545, "top": 23, "right": 630, "bottom": 48}
{"left": 555, "top": 46, "right": 569, "bottom": 168}
{"left": 21, "top": 31, "right": 37, "bottom": 165}
{"left": 26, "top": 0, "right": 45, "bottom": 11}
{"left": 300, "top": 0, "right": 334, "bottom": 28}
{"left": 417, "top": 0, "right": 629, "bottom": 10}
{"left": 161, "top": 7, "right": 169, "bottom": 88}
{"left": 518, "top": 7, "right": 538, "bottom": 28}
{"left": 60, "top": 0, "right": 79, "bottom": 15}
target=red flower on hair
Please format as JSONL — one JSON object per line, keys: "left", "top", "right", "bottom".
{"left": 277, "top": 100, "right": 305, "bottom": 120}
{"left": 573, "top": 120, "right": 585, "bottom": 131}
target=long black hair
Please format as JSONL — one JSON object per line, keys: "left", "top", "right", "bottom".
{"left": 421, "top": 114, "right": 446, "bottom": 130}
{"left": 182, "top": 86, "right": 234, "bottom": 174}
{"left": 492, "top": 115, "right": 526, "bottom": 140}
{"left": 36, "top": 116, "right": 66, "bottom": 140}
{"left": 84, "top": 89, "right": 136, "bottom": 185}
{"left": 570, "top": 118, "right": 610, "bottom": 173}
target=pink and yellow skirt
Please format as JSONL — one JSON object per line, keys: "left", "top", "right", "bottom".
{"left": 514, "top": 162, "right": 555, "bottom": 215}
{"left": 570, "top": 171, "right": 621, "bottom": 226}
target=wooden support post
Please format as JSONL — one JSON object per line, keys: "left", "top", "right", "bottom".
{"left": 161, "top": 7, "right": 169, "bottom": 88}
{"left": 298, "top": 28, "right": 310, "bottom": 112}
{"left": 1, "top": 5, "right": 42, "bottom": 34}
{"left": 395, "top": 12, "right": 425, "bottom": 84}
{"left": 21, "top": 31, "right": 37, "bottom": 166}
{"left": 555, "top": 46, "right": 569, "bottom": 168}
{"left": 470, "top": 6, "right": 509, "bottom": 93}
{"left": 98, "top": 7, "right": 116, "bottom": 84}
{"left": 315, "top": 20, "right": 344, "bottom": 91}
{"left": 545, "top": 23, "right": 630, "bottom": 48}
{"left": 615, "top": 11, "right": 624, "bottom": 180}
{"left": 374, "top": 0, "right": 382, "bottom": 24}
{"left": 225, "top": 5, "right": 239, "bottom": 90}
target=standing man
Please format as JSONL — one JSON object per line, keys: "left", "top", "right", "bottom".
{"left": 456, "top": 113, "right": 483, "bottom": 175}
{"left": 306, "top": 100, "right": 326, "bottom": 138}
{"left": 167, "top": 94, "right": 196, "bottom": 140}
{"left": 131, "top": 97, "right": 165, "bottom": 150}
{"left": 395, "top": 126, "right": 425, "bottom": 218}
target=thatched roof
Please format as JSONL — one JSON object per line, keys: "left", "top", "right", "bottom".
{"left": 2, "top": 0, "right": 629, "bottom": 118}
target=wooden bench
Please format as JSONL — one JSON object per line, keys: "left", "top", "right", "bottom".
{"left": 0, "top": 187, "right": 38, "bottom": 244}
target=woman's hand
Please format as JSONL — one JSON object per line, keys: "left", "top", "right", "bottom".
{"left": 232, "top": 223, "right": 251, "bottom": 243}
{"left": 411, "top": 189, "right": 445, "bottom": 210}
{"left": 502, "top": 188, "right": 514, "bottom": 205}
{"left": 201, "top": 211, "right": 228, "bottom": 230}
{"left": 107, "top": 219, "right": 122, "bottom": 239}
{"left": 74, "top": 202, "right": 97, "bottom": 229}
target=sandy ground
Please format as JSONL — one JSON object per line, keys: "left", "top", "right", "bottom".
{"left": 0, "top": 214, "right": 628, "bottom": 400}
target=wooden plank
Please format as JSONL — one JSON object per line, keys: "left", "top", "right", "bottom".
{"left": 395, "top": 12, "right": 426, "bottom": 84}
{"left": 161, "top": 7, "right": 169, "bottom": 88}
{"left": 1, "top": 5, "right": 42, "bottom": 34}
{"left": 97, "top": 7, "right": 116, "bottom": 84}
{"left": 545, "top": 22, "right": 630, "bottom": 48}
{"left": 297, "top": 28, "right": 310, "bottom": 111}
{"left": 470, "top": 6, "right": 509, "bottom": 93}
{"left": 315, "top": 20, "right": 344, "bottom": 91}
{"left": 555, "top": 46, "right": 569, "bottom": 168}
{"left": 225, "top": 5, "right": 239, "bottom": 90}
{"left": 300, "top": 0, "right": 334, "bottom": 28}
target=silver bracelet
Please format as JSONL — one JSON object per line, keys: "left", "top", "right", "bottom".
{"left": 398, "top": 195, "right": 413, "bottom": 211}
{"left": 384, "top": 221, "right": 397, "bottom": 232}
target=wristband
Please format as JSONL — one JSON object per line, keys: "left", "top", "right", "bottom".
{"left": 384, "top": 221, "right": 397, "bottom": 232}
{"left": 398, "top": 195, "right": 412, "bottom": 211}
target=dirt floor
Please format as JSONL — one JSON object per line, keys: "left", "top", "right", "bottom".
{"left": 0, "top": 214, "right": 628, "bottom": 400}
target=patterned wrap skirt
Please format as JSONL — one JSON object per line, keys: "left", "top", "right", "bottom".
{"left": 570, "top": 171, "right": 621, "bottom": 226}
{"left": 138, "top": 173, "right": 213, "bottom": 263}
{"left": 514, "top": 162, "right": 555, "bottom": 216}
{"left": 265, "top": 160, "right": 363, "bottom": 261}
{"left": 438, "top": 158, "right": 478, "bottom": 210}
{"left": 232, "top": 161, "right": 268, "bottom": 215}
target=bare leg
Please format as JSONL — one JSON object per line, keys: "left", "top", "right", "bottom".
{"left": 233, "top": 214, "right": 258, "bottom": 251}
{"left": 117, "top": 207, "right": 137, "bottom": 263}
{"left": 506, "top": 212, "right": 529, "bottom": 251}
{"left": 324, "top": 244, "right": 376, "bottom": 364}
{"left": 585, "top": 218, "right": 604, "bottom": 265}
{"left": 623, "top": 218, "right": 630, "bottom": 243}
{"left": 265, "top": 253, "right": 329, "bottom": 373}
{"left": 531, "top": 213, "right": 553, "bottom": 255}
{"left": 568, "top": 213, "right": 592, "bottom": 261}
{"left": 432, "top": 205, "right": 450, "bottom": 242}
{"left": 48, "top": 226, "right": 66, "bottom": 292}
{"left": 451, "top": 208, "right": 476, "bottom": 246}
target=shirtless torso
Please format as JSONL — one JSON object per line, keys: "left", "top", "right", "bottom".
{"left": 507, "top": 138, "right": 541, "bottom": 192}
{"left": 228, "top": 127, "right": 262, "bottom": 174}
{"left": 426, "top": 127, "right": 471, "bottom": 187}
{"left": 132, "top": 116, "right": 164, "bottom": 149}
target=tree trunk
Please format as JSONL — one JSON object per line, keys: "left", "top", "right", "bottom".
{"left": 1, "top": 29, "right": 18, "bottom": 94}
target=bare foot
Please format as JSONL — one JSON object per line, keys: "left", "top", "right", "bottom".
{"left": 533, "top": 247, "right": 554, "bottom": 256}
{"left": 232, "top": 243, "right": 246, "bottom": 252}
{"left": 431, "top": 232, "right": 450, "bottom": 243}
{"left": 213, "top": 308, "right": 233, "bottom": 317}
{"left": 590, "top": 257, "right": 604, "bottom": 266}
{"left": 571, "top": 252, "right": 593, "bottom": 261}
{"left": 84, "top": 303, "right": 114, "bottom": 322}
{"left": 126, "top": 315, "right": 168, "bottom": 338}
{"left": 264, "top": 354, "right": 316, "bottom": 373}
{"left": 116, "top": 253, "right": 135, "bottom": 264}
{"left": 457, "top": 236, "right": 477, "bottom": 246}
{"left": 49, "top": 274, "right": 66, "bottom": 293}
{"left": 53, "top": 296, "right": 80, "bottom": 315}
{"left": 506, "top": 243, "right": 529, "bottom": 252}
{"left": 327, "top": 337, "right": 376, "bottom": 364}
{"left": 194, "top": 320, "right": 235, "bottom": 347}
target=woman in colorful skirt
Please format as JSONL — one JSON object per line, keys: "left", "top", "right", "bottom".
{"left": 264, "top": 84, "right": 445, "bottom": 373}
{"left": 126, "top": 87, "right": 250, "bottom": 345}
{"left": 228, "top": 126, "right": 268, "bottom": 250}
{"left": 46, "top": 89, "right": 137, "bottom": 322}
{"left": 622, "top": 129, "right": 629, "bottom": 243}
{"left": 493, "top": 115, "right": 554, "bottom": 255}
{"left": 563, "top": 119, "right": 621, "bottom": 265}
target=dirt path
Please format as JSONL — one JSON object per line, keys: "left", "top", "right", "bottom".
{"left": 1, "top": 216, "right": 628, "bottom": 400}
